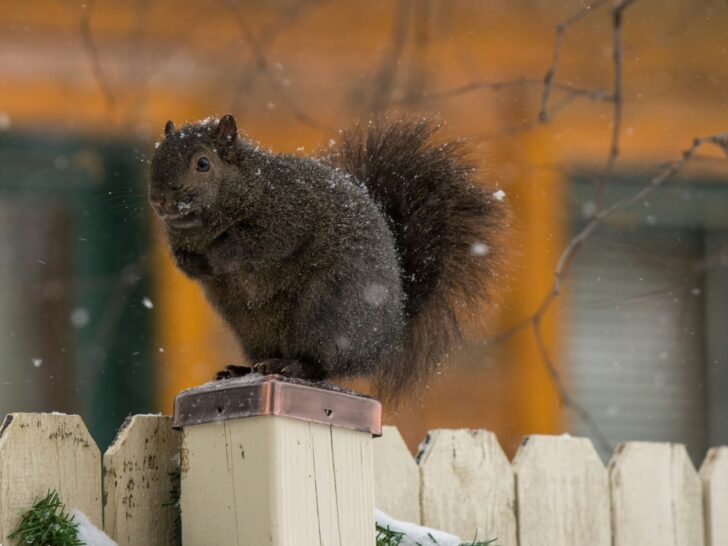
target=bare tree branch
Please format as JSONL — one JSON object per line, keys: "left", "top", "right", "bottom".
{"left": 531, "top": 315, "right": 613, "bottom": 453}
{"left": 539, "top": 0, "right": 610, "bottom": 123}
{"left": 368, "top": 0, "right": 413, "bottom": 113}
{"left": 230, "top": 0, "right": 328, "bottom": 119}
{"left": 411, "top": 78, "right": 613, "bottom": 106}
{"left": 594, "top": 0, "right": 637, "bottom": 209}
{"left": 227, "top": 1, "right": 330, "bottom": 132}
{"left": 79, "top": 0, "right": 116, "bottom": 114}
{"left": 491, "top": 130, "right": 728, "bottom": 445}
{"left": 401, "top": 0, "right": 432, "bottom": 105}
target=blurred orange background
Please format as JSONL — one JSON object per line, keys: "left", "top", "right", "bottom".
{"left": 1, "top": 0, "right": 726, "bottom": 456}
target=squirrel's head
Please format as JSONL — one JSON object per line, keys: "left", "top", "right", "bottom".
{"left": 149, "top": 114, "right": 256, "bottom": 249}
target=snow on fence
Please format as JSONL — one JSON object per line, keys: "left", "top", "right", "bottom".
{"left": 0, "top": 411, "right": 726, "bottom": 545}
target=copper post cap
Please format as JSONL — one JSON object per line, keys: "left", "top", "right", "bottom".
{"left": 173, "top": 372, "right": 382, "bottom": 436}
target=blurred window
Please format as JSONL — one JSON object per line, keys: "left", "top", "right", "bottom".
{"left": 566, "top": 174, "right": 728, "bottom": 463}
{"left": 0, "top": 132, "right": 153, "bottom": 448}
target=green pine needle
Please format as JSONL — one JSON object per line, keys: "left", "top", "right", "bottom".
{"left": 7, "top": 490, "right": 83, "bottom": 546}
{"left": 10, "top": 489, "right": 498, "bottom": 546}
{"left": 375, "top": 522, "right": 497, "bottom": 546}
{"left": 376, "top": 522, "right": 407, "bottom": 545}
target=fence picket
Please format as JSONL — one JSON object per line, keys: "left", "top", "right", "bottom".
{"left": 701, "top": 447, "right": 728, "bottom": 546}
{"left": 610, "top": 442, "right": 704, "bottom": 546}
{"left": 513, "top": 434, "right": 610, "bottom": 546}
{"left": 178, "top": 417, "right": 239, "bottom": 544}
{"left": 180, "top": 415, "right": 375, "bottom": 546}
{"left": 103, "top": 414, "right": 181, "bottom": 546}
{"left": 0, "top": 412, "right": 102, "bottom": 540}
{"left": 418, "top": 429, "right": 516, "bottom": 545}
{"left": 2, "top": 413, "right": 726, "bottom": 544}
{"left": 373, "top": 425, "right": 420, "bottom": 523}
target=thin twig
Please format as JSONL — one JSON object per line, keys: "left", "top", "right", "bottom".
{"left": 227, "top": 1, "right": 330, "bottom": 132}
{"left": 468, "top": 87, "right": 610, "bottom": 142}
{"left": 532, "top": 316, "right": 613, "bottom": 453}
{"left": 401, "top": 0, "right": 432, "bottom": 105}
{"left": 546, "top": 132, "right": 726, "bottom": 315}
{"left": 230, "top": 0, "right": 328, "bottom": 118}
{"left": 489, "top": 131, "right": 727, "bottom": 446}
{"left": 369, "top": 0, "right": 413, "bottom": 113}
{"left": 539, "top": 0, "right": 610, "bottom": 123}
{"left": 594, "top": 0, "right": 637, "bottom": 209}
{"left": 79, "top": 0, "right": 116, "bottom": 114}
{"left": 411, "top": 78, "right": 613, "bottom": 105}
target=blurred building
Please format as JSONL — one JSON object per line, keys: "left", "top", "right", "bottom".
{"left": 0, "top": 0, "right": 726, "bottom": 458}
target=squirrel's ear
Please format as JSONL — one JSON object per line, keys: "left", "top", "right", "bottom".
{"left": 215, "top": 114, "right": 238, "bottom": 145}
{"left": 164, "top": 120, "right": 175, "bottom": 136}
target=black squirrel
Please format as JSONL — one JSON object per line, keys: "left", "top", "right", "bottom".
{"left": 149, "top": 115, "right": 507, "bottom": 400}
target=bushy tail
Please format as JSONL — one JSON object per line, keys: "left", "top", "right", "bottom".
{"left": 328, "top": 117, "right": 508, "bottom": 401}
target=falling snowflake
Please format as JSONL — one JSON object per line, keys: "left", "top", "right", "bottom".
{"left": 581, "top": 200, "right": 597, "bottom": 218}
{"left": 32, "top": 358, "right": 43, "bottom": 368}
{"left": 54, "top": 156, "right": 69, "bottom": 171}
{"left": 70, "top": 307, "right": 90, "bottom": 328}
{"left": 363, "top": 283, "right": 388, "bottom": 306}
{"left": 142, "top": 297, "right": 154, "bottom": 309}
{"left": 492, "top": 189, "right": 506, "bottom": 201}
{"left": 470, "top": 242, "right": 489, "bottom": 256}
{"left": 336, "top": 336, "right": 351, "bottom": 350}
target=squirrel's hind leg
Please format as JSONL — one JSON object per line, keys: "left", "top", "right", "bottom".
{"left": 252, "top": 358, "right": 326, "bottom": 381}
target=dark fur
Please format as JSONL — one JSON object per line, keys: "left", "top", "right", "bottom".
{"left": 150, "top": 115, "right": 506, "bottom": 400}
{"left": 328, "top": 118, "right": 507, "bottom": 398}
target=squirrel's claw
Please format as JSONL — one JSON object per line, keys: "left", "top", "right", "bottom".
{"left": 214, "top": 364, "right": 252, "bottom": 381}
{"left": 252, "top": 358, "right": 295, "bottom": 376}
{"left": 253, "top": 359, "right": 324, "bottom": 381}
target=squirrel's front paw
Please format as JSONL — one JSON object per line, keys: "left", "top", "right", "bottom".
{"left": 206, "top": 231, "right": 244, "bottom": 275}
{"left": 174, "top": 249, "right": 213, "bottom": 279}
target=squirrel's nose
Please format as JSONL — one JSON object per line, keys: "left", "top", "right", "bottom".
{"left": 150, "top": 193, "right": 176, "bottom": 216}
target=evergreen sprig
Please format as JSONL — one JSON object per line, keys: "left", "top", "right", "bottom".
{"left": 376, "top": 522, "right": 407, "bottom": 545}
{"left": 7, "top": 489, "right": 83, "bottom": 546}
{"left": 375, "top": 522, "right": 497, "bottom": 546}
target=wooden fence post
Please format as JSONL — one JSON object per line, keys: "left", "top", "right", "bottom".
{"left": 610, "top": 442, "right": 704, "bottom": 546}
{"left": 513, "top": 434, "right": 610, "bottom": 546}
{"left": 373, "top": 425, "right": 420, "bottom": 524}
{"left": 0, "top": 412, "right": 102, "bottom": 541}
{"left": 701, "top": 446, "right": 728, "bottom": 546}
{"left": 103, "top": 414, "right": 181, "bottom": 546}
{"left": 174, "top": 375, "right": 380, "bottom": 546}
{"left": 418, "top": 429, "right": 516, "bottom": 546}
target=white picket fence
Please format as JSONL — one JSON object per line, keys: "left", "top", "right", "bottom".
{"left": 379, "top": 428, "right": 727, "bottom": 545}
{"left": 0, "top": 412, "right": 726, "bottom": 545}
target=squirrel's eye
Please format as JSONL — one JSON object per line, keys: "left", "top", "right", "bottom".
{"left": 196, "top": 157, "right": 210, "bottom": 172}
